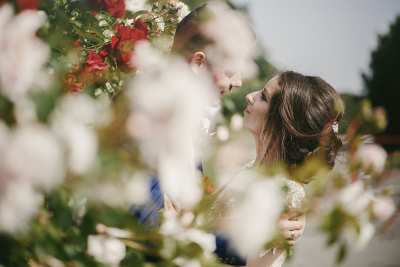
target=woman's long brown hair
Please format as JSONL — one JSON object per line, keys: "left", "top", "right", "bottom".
{"left": 258, "top": 71, "right": 344, "bottom": 179}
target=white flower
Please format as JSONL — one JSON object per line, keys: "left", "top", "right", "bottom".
{"left": 230, "top": 113, "right": 243, "bottom": 131}
{"left": 0, "top": 181, "right": 42, "bottom": 233}
{"left": 216, "top": 125, "right": 229, "bottom": 141}
{"left": 180, "top": 211, "right": 195, "bottom": 226}
{"left": 160, "top": 217, "right": 216, "bottom": 254}
{"left": 124, "top": 173, "right": 150, "bottom": 205}
{"left": 125, "top": 18, "right": 134, "bottom": 26}
{"left": 87, "top": 235, "right": 126, "bottom": 266}
{"left": 0, "top": 120, "right": 9, "bottom": 151}
{"left": 155, "top": 17, "right": 165, "bottom": 32}
{"left": 181, "top": 228, "right": 216, "bottom": 253}
{"left": 172, "top": 257, "right": 202, "bottom": 267}
{"left": 372, "top": 195, "right": 396, "bottom": 221}
{"left": 13, "top": 97, "right": 37, "bottom": 124}
{"left": 172, "top": 2, "right": 190, "bottom": 22}
{"left": 132, "top": 41, "right": 164, "bottom": 74}
{"left": 0, "top": 124, "right": 65, "bottom": 192}
{"left": 127, "top": 45, "right": 213, "bottom": 209}
{"left": 51, "top": 95, "right": 104, "bottom": 175}
{"left": 344, "top": 213, "right": 375, "bottom": 251}
{"left": 125, "top": 0, "right": 147, "bottom": 13}
{"left": 103, "top": 29, "right": 115, "bottom": 39}
{"left": 99, "top": 20, "right": 108, "bottom": 27}
{"left": 105, "top": 227, "right": 133, "bottom": 239}
{"left": 201, "top": 3, "right": 257, "bottom": 74}
{"left": 357, "top": 144, "right": 387, "bottom": 173}
{"left": 0, "top": 4, "right": 49, "bottom": 101}
{"left": 337, "top": 180, "right": 373, "bottom": 216}
{"left": 223, "top": 175, "right": 283, "bottom": 256}
{"left": 88, "top": 183, "right": 125, "bottom": 208}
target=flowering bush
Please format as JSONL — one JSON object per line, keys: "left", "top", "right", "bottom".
{"left": 0, "top": 1, "right": 397, "bottom": 267}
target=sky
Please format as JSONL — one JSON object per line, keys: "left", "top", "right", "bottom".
{"left": 231, "top": 0, "right": 400, "bottom": 95}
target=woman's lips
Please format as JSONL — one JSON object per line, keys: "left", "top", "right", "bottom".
{"left": 244, "top": 109, "right": 250, "bottom": 114}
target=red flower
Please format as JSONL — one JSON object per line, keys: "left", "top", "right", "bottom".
{"left": 99, "top": 44, "right": 111, "bottom": 59}
{"left": 89, "top": 0, "right": 99, "bottom": 7}
{"left": 16, "top": 0, "right": 41, "bottom": 11}
{"left": 71, "top": 40, "right": 83, "bottom": 50}
{"left": 85, "top": 51, "right": 108, "bottom": 72}
{"left": 89, "top": 0, "right": 125, "bottom": 18}
{"left": 62, "top": 74, "right": 84, "bottom": 95}
{"left": 134, "top": 19, "right": 149, "bottom": 37}
{"left": 111, "top": 20, "right": 149, "bottom": 73}
{"left": 91, "top": 10, "right": 97, "bottom": 17}
{"left": 69, "top": 51, "right": 108, "bottom": 88}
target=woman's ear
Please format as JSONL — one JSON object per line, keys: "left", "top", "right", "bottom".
{"left": 189, "top": 51, "right": 207, "bottom": 74}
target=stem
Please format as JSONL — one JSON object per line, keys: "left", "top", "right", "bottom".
{"left": 83, "top": 43, "right": 105, "bottom": 50}
{"left": 144, "top": 10, "right": 153, "bottom": 20}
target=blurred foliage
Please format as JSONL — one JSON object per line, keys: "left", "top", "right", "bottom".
{"left": 340, "top": 93, "right": 363, "bottom": 135}
{"left": 362, "top": 15, "right": 400, "bottom": 137}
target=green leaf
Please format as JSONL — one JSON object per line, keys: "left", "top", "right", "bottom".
{"left": 0, "top": 94, "right": 14, "bottom": 126}
{"left": 33, "top": 87, "right": 62, "bottom": 123}
{"left": 69, "top": 18, "right": 83, "bottom": 28}
{"left": 75, "top": 17, "right": 90, "bottom": 29}
{"left": 91, "top": 25, "right": 106, "bottom": 39}
{"left": 73, "top": 25, "right": 90, "bottom": 39}
{"left": 97, "top": 13, "right": 109, "bottom": 21}
{"left": 92, "top": 36, "right": 105, "bottom": 44}
{"left": 55, "top": 9, "right": 73, "bottom": 32}
{"left": 106, "top": 57, "right": 116, "bottom": 68}
{"left": 84, "top": 11, "right": 98, "bottom": 24}
{"left": 336, "top": 243, "right": 347, "bottom": 264}
{"left": 68, "top": 1, "right": 80, "bottom": 12}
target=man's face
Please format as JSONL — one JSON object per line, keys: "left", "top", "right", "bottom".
{"left": 208, "top": 64, "right": 242, "bottom": 106}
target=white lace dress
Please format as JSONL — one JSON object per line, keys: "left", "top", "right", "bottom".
{"left": 208, "top": 161, "right": 306, "bottom": 267}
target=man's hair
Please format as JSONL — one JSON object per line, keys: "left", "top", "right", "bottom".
{"left": 171, "top": 3, "right": 255, "bottom": 59}
{"left": 259, "top": 71, "right": 345, "bottom": 180}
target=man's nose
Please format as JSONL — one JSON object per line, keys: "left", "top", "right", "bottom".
{"left": 230, "top": 73, "right": 242, "bottom": 88}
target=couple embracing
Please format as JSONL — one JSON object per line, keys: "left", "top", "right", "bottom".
{"left": 133, "top": 2, "right": 344, "bottom": 267}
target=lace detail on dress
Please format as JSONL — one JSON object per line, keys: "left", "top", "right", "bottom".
{"left": 282, "top": 179, "right": 306, "bottom": 209}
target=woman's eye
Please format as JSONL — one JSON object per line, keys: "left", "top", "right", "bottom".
{"left": 261, "top": 91, "right": 267, "bottom": 101}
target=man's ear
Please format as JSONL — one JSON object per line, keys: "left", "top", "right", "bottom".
{"left": 189, "top": 51, "right": 207, "bottom": 74}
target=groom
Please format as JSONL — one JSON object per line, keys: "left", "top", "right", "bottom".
{"left": 133, "top": 3, "right": 304, "bottom": 265}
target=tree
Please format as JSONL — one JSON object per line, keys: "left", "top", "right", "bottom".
{"left": 362, "top": 15, "right": 400, "bottom": 137}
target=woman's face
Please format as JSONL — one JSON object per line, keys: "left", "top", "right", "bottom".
{"left": 243, "top": 76, "right": 280, "bottom": 136}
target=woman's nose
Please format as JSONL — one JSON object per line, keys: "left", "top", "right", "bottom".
{"left": 246, "top": 93, "right": 254, "bottom": 105}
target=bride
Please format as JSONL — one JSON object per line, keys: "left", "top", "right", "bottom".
{"left": 166, "top": 71, "right": 344, "bottom": 266}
